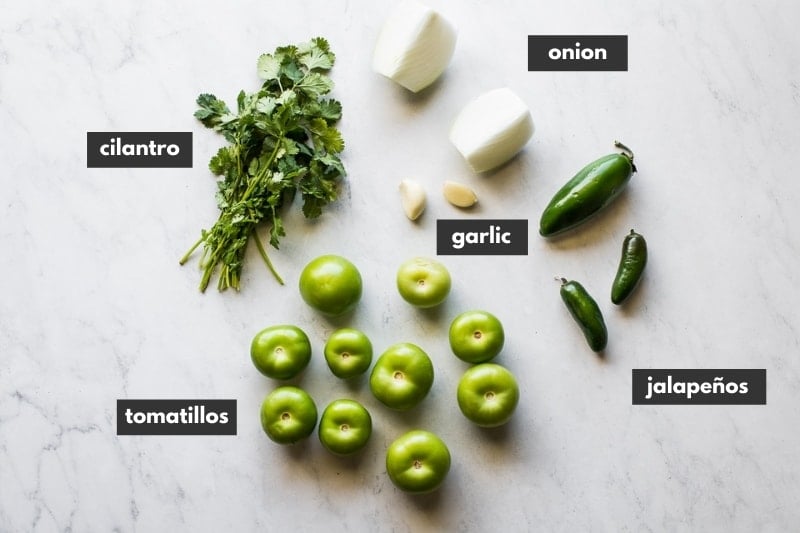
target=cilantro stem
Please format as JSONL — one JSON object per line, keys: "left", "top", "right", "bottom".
{"left": 199, "top": 258, "right": 216, "bottom": 292}
{"left": 241, "top": 139, "right": 283, "bottom": 202}
{"left": 253, "top": 229, "right": 284, "bottom": 285}
{"left": 180, "top": 236, "right": 205, "bottom": 265}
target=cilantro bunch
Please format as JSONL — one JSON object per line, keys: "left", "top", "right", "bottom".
{"left": 180, "top": 37, "right": 346, "bottom": 292}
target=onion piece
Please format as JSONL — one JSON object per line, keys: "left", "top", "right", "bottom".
{"left": 372, "top": 0, "right": 457, "bottom": 93}
{"left": 449, "top": 88, "right": 534, "bottom": 173}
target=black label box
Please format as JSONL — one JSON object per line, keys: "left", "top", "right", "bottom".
{"left": 87, "top": 132, "right": 193, "bottom": 168}
{"left": 437, "top": 219, "right": 528, "bottom": 255}
{"left": 117, "top": 399, "right": 237, "bottom": 435}
{"left": 632, "top": 369, "right": 766, "bottom": 405}
{"left": 528, "top": 35, "right": 628, "bottom": 72}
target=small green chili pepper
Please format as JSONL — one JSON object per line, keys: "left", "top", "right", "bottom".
{"left": 539, "top": 141, "right": 636, "bottom": 237}
{"left": 611, "top": 229, "right": 647, "bottom": 305}
{"left": 559, "top": 278, "right": 607, "bottom": 353}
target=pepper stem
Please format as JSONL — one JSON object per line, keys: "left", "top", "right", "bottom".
{"left": 614, "top": 140, "right": 634, "bottom": 160}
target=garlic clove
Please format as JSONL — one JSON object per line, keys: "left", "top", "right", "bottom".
{"left": 449, "top": 88, "right": 534, "bottom": 173}
{"left": 399, "top": 179, "right": 427, "bottom": 220}
{"left": 372, "top": 0, "right": 457, "bottom": 93}
{"left": 443, "top": 180, "right": 478, "bottom": 208}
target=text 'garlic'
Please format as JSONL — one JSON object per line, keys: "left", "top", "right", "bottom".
{"left": 443, "top": 180, "right": 478, "bottom": 208}
{"left": 449, "top": 88, "right": 534, "bottom": 173}
{"left": 372, "top": 0, "right": 457, "bottom": 93}
{"left": 399, "top": 179, "right": 427, "bottom": 220}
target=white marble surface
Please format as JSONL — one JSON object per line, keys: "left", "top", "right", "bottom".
{"left": 2, "top": 0, "right": 800, "bottom": 531}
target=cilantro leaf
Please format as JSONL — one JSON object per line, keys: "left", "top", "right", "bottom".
{"left": 257, "top": 53, "right": 281, "bottom": 81}
{"left": 195, "top": 93, "right": 232, "bottom": 128}
{"left": 208, "top": 146, "right": 234, "bottom": 176}
{"left": 301, "top": 195, "right": 325, "bottom": 219}
{"left": 296, "top": 72, "right": 334, "bottom": 98}
{"left": 317, "top": 99, "right": 342, "bottom": 121}
{"left": 269, "top": 215, "right": 285, "bottom": 248}
{"left": 316, "top": 152, "right": 346, "bottom": 176}
{"left": 298, "top": 38, "right": 335, "bottom": 71}
{"left": 255, "top": 96, "right": 276, "bottom": 116}
{"left": 279, "top": 59, "right": 304, "bottom": 85}
{"left": 308, "top": 118, "right": 344, "bottom": 153}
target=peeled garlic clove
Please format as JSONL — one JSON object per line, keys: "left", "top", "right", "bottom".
{"left": 443, "top": 180, "right": 478, "bottom": 208}
{"left": 399, "top": 179, "right": 426, "bottom": 220}
{"left": 372, "top": 0, "right": 457, "bottom": 93}
{"left": 449, "top": 87, "right": 534, "bottom": 173}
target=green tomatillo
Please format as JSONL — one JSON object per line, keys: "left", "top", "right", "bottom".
{"left": 386, "top": 430, "right": 451, "bottom": 494}
{"left": 260, "top": 386, "right": 318, "bottom": 445}
{"left": 250, "top": 325, "right": 312, "bottom": 380}
{"left": 396, "top": 257, "right": 451, "bottom": 308}
{"left": 299, "top": 254, "right": 363, "bottom": 316}
{"left": 323, "top": 328, "right": 373, "bottom": 379}
{"left": 369, "top": 343, "right": 434, "bottom": 410}
{"left": 318, "top": 399, "right": 372, "bottom": 455}
{"left": 448, "top": 310, "right": 505, "bottom": 363}
{"left": 457, "top": 363, "right": 519, "bottom": 427}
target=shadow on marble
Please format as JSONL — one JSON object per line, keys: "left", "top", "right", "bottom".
{"left": 396, "top": 70, "right": 452, "bottom": 108}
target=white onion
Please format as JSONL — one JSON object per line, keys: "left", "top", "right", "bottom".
{"left": 449, "top": 88, "right": 534, "bottom": 172}
{"left": 372, "top": 0, "right": 457, "bottom": 93}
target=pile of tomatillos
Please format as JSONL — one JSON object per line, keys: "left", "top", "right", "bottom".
{"left": 252, "top": 255, "right": 516, "bottom": 494}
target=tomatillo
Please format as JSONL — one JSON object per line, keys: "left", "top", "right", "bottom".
{"left": 324, "top": 328, "right": 373, "bottom": 379}
{"left": 448, "top": 310, "right": 505, "bottom": 363}
{"left": 369, "top": 343, "right": 434, "bottom": 410}
{"left": 299, "top": 254, "right": 363, "bottom": 316}
{"left": 318, "top": 399, "right": 372, "bottom": 455}
{"left": 386, "top": 430, "right": 451, "bottom": 494}
{"left": 251, "top": 324, "right": 312, "bottom": 380}
{"left": 396, "top": 257, "right": 451, "bottom": 308}
{"left": 260, "top": 386, "right": 318, "bottom": 444}
{"left": 457, "top": 363, "right": 519, "bottom": 427}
